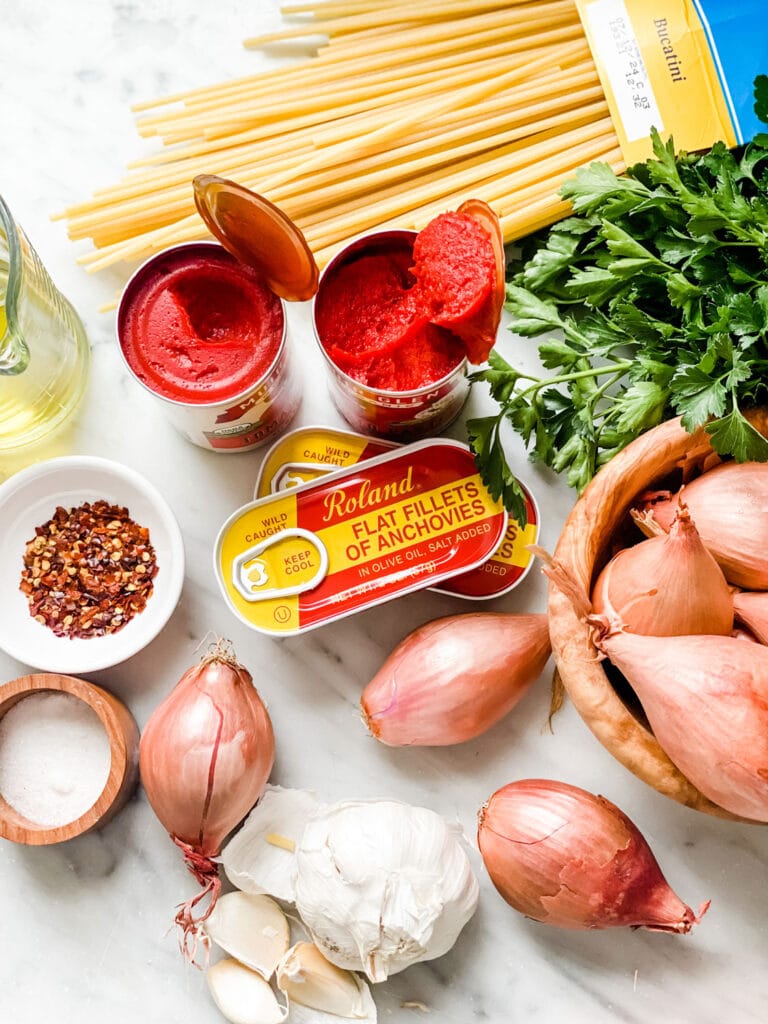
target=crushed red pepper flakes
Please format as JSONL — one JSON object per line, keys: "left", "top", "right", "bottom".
{"left": 19, "top": 500, "right": 159, "bottom": 640}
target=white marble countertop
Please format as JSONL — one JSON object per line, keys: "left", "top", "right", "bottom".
{"left": 2, "top": 3, "right": 767, "bottom": 1022}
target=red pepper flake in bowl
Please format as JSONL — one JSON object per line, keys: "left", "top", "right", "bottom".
{"left": 19, "top": 501, "right": 158, "bottom": 639}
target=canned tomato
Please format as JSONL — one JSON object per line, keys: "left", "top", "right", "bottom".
{"left": 311, "top": 205, "right": 504, "bottom": 442}
{"left": 256, "top": 425, "right": 540, "bottom": 599}
{"left": 215, "top": 439, "right": 507, "bottom": 637}
{"left": 312, "top": 230, "right": 469, "bottom": 441}
{"left": 116, "top": 177, "right": 318, "bottom": 452}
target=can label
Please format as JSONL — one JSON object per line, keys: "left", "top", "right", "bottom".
{"left": 255, "top": 426, "right": 539, "bottom": 599}
{"left": 431, "top": 487, "right": 539, "bottom": 599}
{"left": 216, "top": 439, "right": 507, "bottom": 635}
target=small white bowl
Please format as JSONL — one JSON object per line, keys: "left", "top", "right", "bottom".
{"left": 0, "top": 456, "right": 184, "bottom": 673}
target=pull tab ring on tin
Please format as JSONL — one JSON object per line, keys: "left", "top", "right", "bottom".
{"left": 232, "top": 528, "right": 329, "bottom": 602}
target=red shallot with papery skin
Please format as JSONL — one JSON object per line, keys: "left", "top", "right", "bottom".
{"left": 139, "top": 639, "right": 275, "bottom": 960}
{"left": 361, "top": 613, "right": 550, "bottom": 746}
{"left": 592, "top": 504, "right": 733, "bottom": 636}
{"left": 478, "top": 779, "right": 708, "bottom": 932}
{"left": 594, "top": 628, "right": 768, "bottom": 821}
{"left": 733, "top": 591, "right": 768, "bottom": 644}
{"left": 637, "top": 461, "right": 768, "bottom": 589}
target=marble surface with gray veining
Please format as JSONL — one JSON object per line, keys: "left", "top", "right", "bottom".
{"left": 1, "top": 2, "right": 767, "bottom": 1022}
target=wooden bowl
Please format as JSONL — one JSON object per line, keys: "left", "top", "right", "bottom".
{"left": 0, "top": 673, "right": 139, "bottom": 844}
{"left": 548, "top": 412, "right": 768, "bottom": 821}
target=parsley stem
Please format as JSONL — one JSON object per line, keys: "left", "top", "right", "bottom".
{"left": 514, "top": 360, "right": 634, "bottom": 401}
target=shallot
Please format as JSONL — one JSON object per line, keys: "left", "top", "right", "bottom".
{"left": 139, "top": 639, "right": 275, "bottom": 957}
{"left": 478, "top": 779, "right": 708, "bottom": 931}
{"left": 592, "top": 505, "right": 733, "bottom": 636}
{"left": 638, "top": 461, "right": 768, "bottom": 588}
{"left": 733, "top": 591, "right": 768, "bottom": 644}
{"left": 361, "top": 612, "right": 551, "bottom": 746}
{"left": 594, "top": 629, "right": 768, "bottom": 821}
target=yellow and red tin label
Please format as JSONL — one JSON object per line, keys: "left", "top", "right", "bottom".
{"left": 255, "top": 426, "right": 540, "bottom": 600}
{"left": 216, "top": 439, "right": 507, "bottom": 636}
{"left": 255, "top": 425, "right": 397, "bottom": 497}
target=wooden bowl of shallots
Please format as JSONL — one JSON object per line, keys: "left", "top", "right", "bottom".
{"left": 547, "top": 411, "right": 768, "bottom": 822}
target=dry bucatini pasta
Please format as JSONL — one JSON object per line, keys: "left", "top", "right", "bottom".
{"left": 58, "top": 0, "right": 623, "bottom": 273}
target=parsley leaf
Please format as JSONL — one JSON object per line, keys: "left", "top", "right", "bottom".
{"left": 469, "top": 88, "right": 768, "bottom": 510}
{"left": 466, "top": 416, "right": 530, "bottom": 527}
{"left": 706, "top": 407, "right": 768, "bottom": 461}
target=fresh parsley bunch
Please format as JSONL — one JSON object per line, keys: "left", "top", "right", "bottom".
{"left": 469, "top": 78, "right": 768, "bottom": 526}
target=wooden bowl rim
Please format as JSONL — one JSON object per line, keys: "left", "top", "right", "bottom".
{"left": 0, "top": 673, "right": 138, "bottom": 844}
{"left": 547, "top": 414, "right": 761, "bottom": 822}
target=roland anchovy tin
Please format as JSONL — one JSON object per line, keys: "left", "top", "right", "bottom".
{"left": 215, "top": 439, "right": 507, "bottom": 636}
{"left": 255, "top": 426, "right": 539, "bottom": 599}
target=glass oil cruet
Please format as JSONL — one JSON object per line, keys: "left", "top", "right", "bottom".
{"left": 0, "top": 194, "right": 89, "bottom": 452}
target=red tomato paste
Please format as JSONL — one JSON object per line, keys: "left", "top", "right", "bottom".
{"left": 314, "top": 211, "right": 498, "bottom": 391}
{"left": 120, "top": 247, "right": 284, "bottom": 404}
{"left": 314, "top": 239, "right": 465, "bottom": 392}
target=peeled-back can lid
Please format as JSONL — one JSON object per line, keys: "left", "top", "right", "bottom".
{"left": 192, "top": 174, "right": 319, "bottom": 302}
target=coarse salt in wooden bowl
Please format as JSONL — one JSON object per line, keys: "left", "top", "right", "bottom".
{"left": 547, "top": 412, "right": 768, "bottom": 821}
{"left": 0, "top": 673, "right": 139, "bottom": 845}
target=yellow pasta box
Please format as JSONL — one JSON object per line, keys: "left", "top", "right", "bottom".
{"left": 215, "top": 439, "right": 507, "bottom": 636}
{"left": 575, "top": 0, "right": 767, "bottom": 163}
{"left": 255, "top": 426, "right": 540, "bottom": 600}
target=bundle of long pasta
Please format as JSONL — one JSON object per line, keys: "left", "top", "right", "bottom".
{"left": 59, "top": 0, "right": 624, "bottom": 271}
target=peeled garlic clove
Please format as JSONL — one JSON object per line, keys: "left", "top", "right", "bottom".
{"left": 203, "top": 892, "right": 289, "bottom": 979}
{"left": 221, "top": 785, "right": 324, "bottom": 902}
{"left": 207, "top": 958, "right": 287, "bottom": 1024}
{"left": 277, "top": 942, "right": 376, "bottom": 1019}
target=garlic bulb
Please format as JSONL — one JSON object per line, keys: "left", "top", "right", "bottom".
{"left": 220, "top": 787, "right": 479, "bottom": 984}
{"left": 294, "top": 799, "right": 479, "bottom": 983}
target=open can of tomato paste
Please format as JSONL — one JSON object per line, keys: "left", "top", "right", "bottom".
{"left": 311, "top": 230, "right": 470, "bottom": 441}
{"left": 116, "top": 177, "right": 319, "bottom": 452}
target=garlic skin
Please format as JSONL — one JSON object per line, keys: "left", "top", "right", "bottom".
{"left": 222, "top": 786, "right": 323, "bottom": 903}
{"left": 203, "top": 892, "right": 289, "bottom": 979}
{"left": 277, "top": 942, "right": 376, "bottom": 1019}
{"left": 294, "top": 799, "right": 479, "bottom": 983}
{"left": 206, "top": 958, "right": 287, "bottom": 1024}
